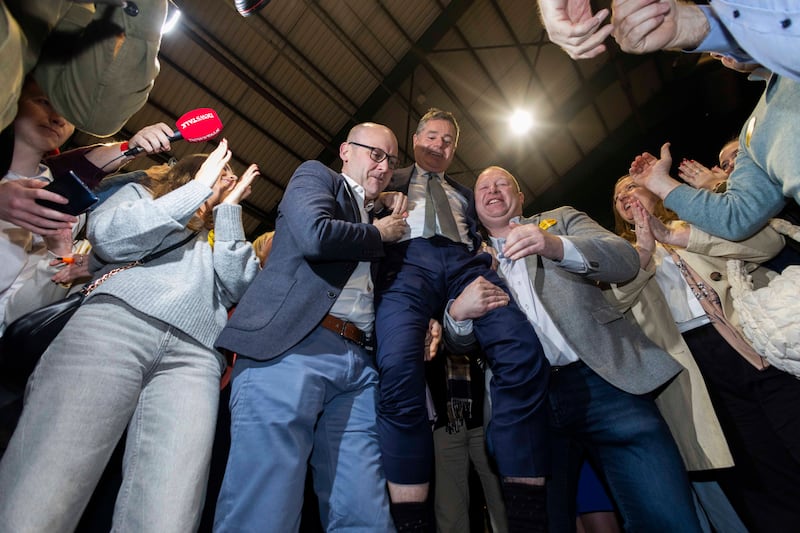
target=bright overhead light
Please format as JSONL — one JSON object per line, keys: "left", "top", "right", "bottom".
{"left": 509, "top": 109, "right": 533, "bottom": 135}
{"left": 162, "top": 7, "right": 181, "bottom": 34}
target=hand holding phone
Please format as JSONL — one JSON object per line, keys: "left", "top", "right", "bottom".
{"left": 36, "top": 171, "right": 99, "bottom": 216}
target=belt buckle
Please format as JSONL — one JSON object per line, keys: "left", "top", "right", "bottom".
{"left": 337, "top": 319, "right": 349, "bottom": 337}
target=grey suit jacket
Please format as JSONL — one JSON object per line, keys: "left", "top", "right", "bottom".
{"left": 448, "top": 206, "right": 683, "bottom": 395}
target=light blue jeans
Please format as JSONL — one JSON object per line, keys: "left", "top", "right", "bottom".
{"left": 0, "top": 295, "right": 223, "bottom": 533}
{"left": 213, "top": 326, "right": 394, "bottom": 533}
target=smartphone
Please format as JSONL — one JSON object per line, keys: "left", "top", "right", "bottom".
{"left": 36, "top": 170, "right": 99, "bottom": 216}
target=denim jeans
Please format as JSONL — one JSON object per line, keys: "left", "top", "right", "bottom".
{"left": 0, "top": 296, "right": 223, "bottom": 533}
{"left": 213, "top": 326, "right": 394, "bottom": 533}
{"left": 547, "top": 362, "right": 702, "bottom": 533}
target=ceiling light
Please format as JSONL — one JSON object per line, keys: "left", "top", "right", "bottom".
{"left": 162, "top": 4, "right": 181, "bottom": 34}
{"left": 509, "top": 109, "right": 533, "bottom": 135}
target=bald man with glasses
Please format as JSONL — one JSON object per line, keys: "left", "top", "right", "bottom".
{"left": 214, "top": 122, "right": 408, "bottom": 532}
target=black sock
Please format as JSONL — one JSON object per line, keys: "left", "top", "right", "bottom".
{"left": 389, "top": 501, "right": 429, "bottom": 532}
{"left": 502, "top": 481, "right": 547, "bottom": 533}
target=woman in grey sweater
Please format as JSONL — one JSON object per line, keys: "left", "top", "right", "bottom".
{"left": 0, "top": 140, "right": 261, "bottom": 533}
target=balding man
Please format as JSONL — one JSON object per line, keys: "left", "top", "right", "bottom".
{"left": 445, "top": 166, "right": 702, "bottom": 532}
{"left": 214, "top": 123, "right": 408, "bottom": 532}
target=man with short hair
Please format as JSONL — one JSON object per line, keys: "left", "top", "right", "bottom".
{"left": 376, "top": 109, "right": 551, "bottom": 532}
{"left": 445, "top": 165, "right": 703, "bottom": 531}
{"left": 214, "top": 122, "right": 408, "bottom": 532}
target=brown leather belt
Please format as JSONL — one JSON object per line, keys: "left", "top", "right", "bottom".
{"left": 320, "top": 314, "right": 369, "bottom": 347}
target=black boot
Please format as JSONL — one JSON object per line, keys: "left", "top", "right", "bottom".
{"left": 390, "top": 501, "right": 429, "bottom": 532}
{"left": 502, "top": 481, "right": 547, "bottom": 533}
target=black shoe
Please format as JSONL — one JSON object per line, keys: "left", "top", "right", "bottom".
{"left": 234, "top": 0, "right": 271, "bottom": 17}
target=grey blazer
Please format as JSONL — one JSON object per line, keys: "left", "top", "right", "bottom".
{"left": 448, "top": 206, "right": 683, "bottom": 395}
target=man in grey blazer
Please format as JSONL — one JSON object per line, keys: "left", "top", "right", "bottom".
{"left": 214, "top": 123, "right": 408, "bottom": 532}
{"left": 445, "top": 166, "right": 703, "bottom": 532}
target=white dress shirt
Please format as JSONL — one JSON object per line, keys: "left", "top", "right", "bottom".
{"left": 652, "top": 244, "right": 710, "bottom": 333}
{"left": 328, "top": 173, "right": 375, "bottom": 333}
{"left": 401, "top": 164, "right": 473, "bottom": 249}
{"left": 446, "top": 220, "right": 589, "bottom": 366}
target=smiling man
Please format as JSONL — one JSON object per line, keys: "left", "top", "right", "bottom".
{"left": 214, "top": 122, "right": 408, "bottom": 532}
{"left": 374, "top": 110, "right": 551, "bottom": 532}
{"left": 445, "top": 165, "right": 702, "bottom": 531}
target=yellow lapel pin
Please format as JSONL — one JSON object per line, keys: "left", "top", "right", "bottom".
{"left": 539, "top": 219, "right": 557, "bottom": 230}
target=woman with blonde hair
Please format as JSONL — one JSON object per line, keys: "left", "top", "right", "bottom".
{"left": 609, "top": 175, "right": 800, "bottom": 532}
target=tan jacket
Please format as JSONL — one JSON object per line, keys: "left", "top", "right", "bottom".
{"left": 1, "top": 0, "right": 166, "bottom": 135}
{"left": 604, "top": 222, "right": 784, "bottom": 471}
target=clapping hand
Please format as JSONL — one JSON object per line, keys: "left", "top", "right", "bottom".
{"left": 678, "top": 159, "right": 727, "bottom": 191}
{"left": 630, "top": 142, "right": 680, "bottom": 199}
{"left": 195, "top": 139, "right": 232, "bottom": 189}
{"left": 223, "top": 164, "right": 260, "bottom": 206}
{"left": 538, "top": 0, "right": 614, "bottom": 59}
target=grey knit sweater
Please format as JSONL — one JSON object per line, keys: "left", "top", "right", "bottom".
{"left": 86, "top": 179, "right": 260, "bottom": 348}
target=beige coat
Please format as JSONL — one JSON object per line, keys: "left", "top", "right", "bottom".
{"left": 604, "top": 222, "right": 784, "bottom": 471}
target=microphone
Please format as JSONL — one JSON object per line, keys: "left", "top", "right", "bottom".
{"left": 122, "top": 108, "right": 223, "bottom": 157}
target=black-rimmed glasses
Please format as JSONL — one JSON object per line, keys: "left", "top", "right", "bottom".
{"left": 348, "top": 141, "right": 399, "bottom": 170}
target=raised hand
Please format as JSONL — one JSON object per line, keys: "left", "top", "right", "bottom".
{"left": 678, "top": 159, "right": 727, "bottom": 191}
{"left": 195, "top": 139, "right": 232, "bottom": 189}
{"left": 223, "top": 164, "right": 260, "bottom": 206}
{"left": 612, "top": 0, "right": 707, "bottom": 54}
{"left": 629, "top": 142, "right": 680, "bottom": 199}
{"left": 538, "top": 0, "right": 614, "bottom": 59}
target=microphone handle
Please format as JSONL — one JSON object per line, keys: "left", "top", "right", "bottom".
{"left": 123, "top": 130, "right": 182, "bottom": 157}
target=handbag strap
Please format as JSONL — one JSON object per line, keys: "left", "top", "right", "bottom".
{"left": 662, "top": 244, "right": 768, "bottom": 370}
{"left": 81, "top": 232, "right": 199, "bottom": 296}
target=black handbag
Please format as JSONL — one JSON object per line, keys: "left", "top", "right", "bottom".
{"left": 0, "top": 290, "right": 85, "bottom": 383}
{"left": 0, "top": 231, "right": 199, "bottom": 390}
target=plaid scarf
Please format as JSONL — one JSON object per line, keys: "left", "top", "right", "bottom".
{"left": 445, "top": 354, "right": 472, "bottom": 433}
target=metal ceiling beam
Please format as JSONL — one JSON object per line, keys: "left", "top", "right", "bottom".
{"left": 318, "top": 0, "right": 476, "bottom": 168}
{"left": 174, "top": 0, "right": 347, "bottom": 153}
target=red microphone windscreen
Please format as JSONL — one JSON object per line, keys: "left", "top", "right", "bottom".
{"left": 176, "top": 108, "right": 223, "bottom": 143}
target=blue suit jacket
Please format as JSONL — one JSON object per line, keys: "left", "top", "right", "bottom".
{"left": 385, "top": 165, "right": 483, "bottom": 251}
{"left": 216, "top": 160, "right": 385, "bottom": 360}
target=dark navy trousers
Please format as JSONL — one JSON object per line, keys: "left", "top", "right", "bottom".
{"left": 375, "top": 237, "right": 550, "bottom": 484}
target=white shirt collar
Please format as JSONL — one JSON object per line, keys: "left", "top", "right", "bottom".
{"left": 341, "top": 172, "right": 374, "bottom": 211}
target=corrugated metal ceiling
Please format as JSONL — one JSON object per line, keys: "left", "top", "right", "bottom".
{"left": 70, "top": 0, "right": 763, "bottom": 236}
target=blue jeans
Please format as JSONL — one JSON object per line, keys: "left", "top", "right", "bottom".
{"left": 547, "top": 362, "right": 702, "bottom": 533}
{"left": 213, "top": 327, "right": 394, "bottom": 533}
{"left": 0, "top": 296, "right": 223, "bottom": 533}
